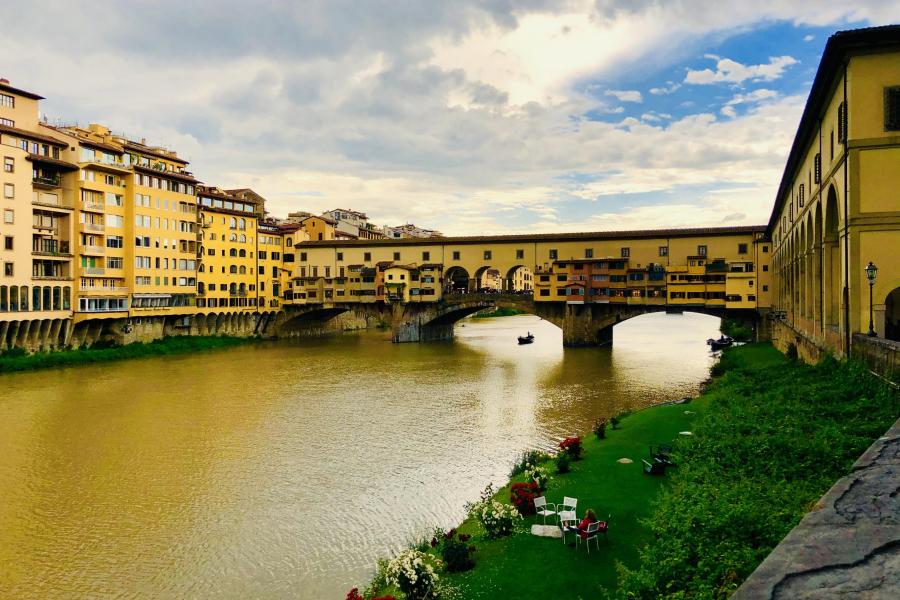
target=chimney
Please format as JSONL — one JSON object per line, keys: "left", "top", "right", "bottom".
{"left": 0, "top": 78, "right": 9, "bottom": 85}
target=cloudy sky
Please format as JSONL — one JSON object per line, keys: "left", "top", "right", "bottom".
{"left": 3, "top": 1, "right": 898, "bottom": 235}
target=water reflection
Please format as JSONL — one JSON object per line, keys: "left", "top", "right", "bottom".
{"left": 0, "top": 311, "right": 720, "bottom": 599}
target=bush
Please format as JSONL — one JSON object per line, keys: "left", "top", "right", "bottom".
{"left": 523, "top": 464, "right": 550, "bottom": 490}
{"left": 559, "top": 436, "right": 583, "bottom": 460}
{"left": 616, "top": 345, "right": 899, "bottom": 599}
{"left": 593, "top": 418, "right": 607, "bottom": 439}
{"left": 720, "top": 318, "right": 753, "bottom": 341}
{"left": 467, "top": 485, "right": 522, "bottom": 538}
{"left": 510, "top": 481, "right": 540, "bottom": 516}
{"left": 437, "top": 529, "right": 475, "bottom": 573}
{"left": 384, "top": 549, "right": 441, "bottom": 600}
{"left": 509, "top": 449, "right": 550, "bottom": 478}
{"left": 556, "top": 452, "right": 571, "bottom": 474}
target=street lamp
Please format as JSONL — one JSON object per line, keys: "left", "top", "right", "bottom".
{"left": 865, "top": 261, "right": 878, "bottom": 337}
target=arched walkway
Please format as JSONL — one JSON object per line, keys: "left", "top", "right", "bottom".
{"left": 884, "top": 287, "right": 900, "bottom": 342}
{"left": 444, "top": 266, "right": 471, "bottom": 294}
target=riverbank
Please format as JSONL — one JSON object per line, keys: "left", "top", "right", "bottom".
{"left": 359, "top": 343, "right": 898, "bottom": 599}
{"left": 0, "top": 335, "right": 255, "bottom": 374}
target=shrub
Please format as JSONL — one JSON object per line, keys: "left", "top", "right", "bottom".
{"left": 556, "top": 452, "right": 571, "bottom": 474}
{"left": 346, "top": 588, "right": 362, "bottom": 600}
{"left": 721, "top": 318, "right": 753, "bottom": 341}
{"left": 559, "top": 436, "right": 583, "bottom": 460}
{"left": 436, "top": 528, "right": 475, "bottom": 573}
{"left": 384, "top": 549, "right": 441, "bottom": 600}
{"left": 468, "top": 486, "right": 522, "bottom": 538}
{"left": 610, "top": 415, "right": 621, "bottom": 429}
{"left": 509, "top": 449, "right": 550, "bottom": 478}
{"left": 523, "top": 464, "right": 550, "bottom": 490}
{"left": 593, "top": 418, "right": 607, "bottom": 439}
{"left": 510, "top": 481, "right": 540, "bottom": 515}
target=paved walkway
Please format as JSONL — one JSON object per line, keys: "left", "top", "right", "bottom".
{"left": 734, "top": 418, "right": 900, "bottom": 599}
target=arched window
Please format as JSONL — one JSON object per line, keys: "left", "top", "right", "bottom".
{"left": 199, "top": 264, "right": 205, "bottom": 273}
{"left": 229, "top": 248, "right": 237, "bottom": 257}
{"left": 230, "top": 234, "right": 237, "bottom": 242}
{"left": 230, "top": 217, "right": 237, "bottom": 228}
{"left": 239, "top": 218, "right": 245, "bottom": 230}
{"left": 229, "top": 283, "right": 237, "bottom": 293}
{"left": 286, "top": 237, "right": 292, "bottom": 246}
{"left": 239, "top": 266, "right": 246, "bottom": 274}
{"left": 32, "top": 286, "right": 40, "bottom": 311}
{"left": 238, "top": 249, "right": 246, "bottom": 258}
{"left": 20, "top": 286, "right": 28, "bottom": 311}
{"left": 239, "top": 234, "right": 246, "bottom": 243}
{"left": 229, "top": 265, "right": 237, "bottom": 274}
{"left": 10, "top": 285, "right": 18, "bottom": 311}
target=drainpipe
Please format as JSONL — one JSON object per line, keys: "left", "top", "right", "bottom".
{"left": 842, "top": 61, "right": 851, "bottom": 357}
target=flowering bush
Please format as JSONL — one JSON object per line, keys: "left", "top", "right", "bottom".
{"left": 523, "top": 464, "right": 550, "bottom": 489}
{"left": 510, "top": 481, "right": 540, "bottom": 515}
{"left": 470, "top": 497, "right": 522, "bottom": 538}
{"left": 384, "top": 549, "right": 441, "bottom": 600}
{"left": 509, "top": 449, "right": 552, "bottom": 477}
{"left": 556, "top": 451, "right": 571, "bottom": 474}
{"left": 593, "top": 418, "right": 608, "bottom": 440}
{"left": 346, "top": 588, "right": 363, "bottom": 600}
{"left": 559, "top": 436, "right": 583, "bottom": 460}
{"left": 435, "top": 528, "right": 475, "bottom": 573}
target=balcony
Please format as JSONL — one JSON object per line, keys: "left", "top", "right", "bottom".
{"left": 81, "top": 222, "right": 105, "bottom": 233}
{"left": 79, "top": 285, "right": 128, "bottom": 294}
{"left": 80, "top": 245, "right": 106, "bottom": 255}
{"left": 32, "top": 195, "right": 73, "bottom": 210}
{"left": 32, "top": 175, "right": 61, "bottom": 189}
{"left": 229, "top": 291, "right": 248, "bottom": 297}
{"left": 81, "top": 200, "right": 105, "bottom": 212}
{"left": 32, "top": 274, "right": 72, "bottom": 281}
{"left": 82, "top": 267, "right": 106, "bottom": 276}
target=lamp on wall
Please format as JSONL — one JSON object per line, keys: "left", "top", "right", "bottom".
{"left": 865, "top": 261, "right": 878, "bottom": 337}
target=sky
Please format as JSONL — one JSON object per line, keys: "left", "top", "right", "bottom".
{"left": 3, "top": 1, "right": 898, "bottom": 236}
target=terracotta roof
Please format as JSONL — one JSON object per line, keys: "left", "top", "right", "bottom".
{"left": 0, "top": 124, "right": 68, "bottom": 147}
{"left": 296, "top": 225, "right": 765, "bottom": 248}
{"left": 124, "top": 141, "right": 189, "bottom": 164}
{"left": 25, "top": 154, "right": 79, "bottom": 171}
{"left": 76, "top": 137, "right": 124, "bottom": 154}
{"left": 133, "top": 163, "right": 199, "bottom": 183}
{"left": 0, "top": 81, "right": 43, "bottom": 100}
{"left": 767, "top": 25, "right": 900, "bottom": 232}
{"left": 298, "top": 214, "right": 337, "bottom": 225}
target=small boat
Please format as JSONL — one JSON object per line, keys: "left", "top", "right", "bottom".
{"left": 518, "top": 332, "right": 535, "bottom": 345}
{"left": 706, "top": 335, "right": 733, "bottom": 351}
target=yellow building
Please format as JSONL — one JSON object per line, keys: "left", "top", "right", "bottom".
{"left": 297, "top": 215, "right": 336, "bottom": 241}
{"left": 0, "top": 78, "right": 75, "bottom": 348}
{"left": 769, "top": 26, "right": 900, "bottom": 353}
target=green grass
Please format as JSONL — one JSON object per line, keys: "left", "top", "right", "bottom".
{"left": 367, "top": 399, "right": 701, "bottom": 598}
{"left": 719, "top": 318, "right": 753, "bottom": 342}
{"left": 0, "top": 335, "right": 254, "bottom": 374}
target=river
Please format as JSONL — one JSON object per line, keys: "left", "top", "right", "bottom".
{"left": 0, "top": 311, "right": 721, "bottom": 599}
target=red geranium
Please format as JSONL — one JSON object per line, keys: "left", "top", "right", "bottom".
{"left": 346, "top": 589, "right": 362, "bottom": 600}
{"left": 510, "top": 481, "right": 540, "bottom": 515}
{"left": 558, "top": 436, "right": 583, "bottom": 460}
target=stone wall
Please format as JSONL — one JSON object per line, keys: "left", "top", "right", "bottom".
{"left": 770, "top": 319, "right": 834, "bottom": 364}
{"left": 733, "top": 417, "right": 900, "bottom": 599}
{"left": 851, "top": 334, "right": 900, "bottom": 384}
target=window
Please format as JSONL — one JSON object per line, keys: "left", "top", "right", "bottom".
{"left": 483, "top": 250, "right": 491, "bottom": 260}
{"left": 585, "top": 248, "right": 593, "bottom": 258}
{"left": 3, "top": 209, "right": 12, "bottom": 224}
{"left": 452, "top": 251, "right": 460, "bottom": 260}
{"left": 697, "top": 245, "right": 707, "bottom": 256}
{"left": 393, "top": 252, "right": 401, "bottom": 261}
{"left": 837, "top": 102, "right": 847, "bottom": 143}
{"left": 539, "top": 289, "right": 550, "bottom": 297}
{"left": 516, "top": 249, "right": 524, "bottom": 260}
{"left": 814, "top": 153, "right": 821, "bottom": 184}
{"left": 738, "top": 243, "right": 748, "bottom": 254}
{"left": 0, "top": 117, "right": 13, "bottom": 127}
{"left": 762, "top": 245, "right": 769, "bottom": 253}
{"left": 300, "top": 252, "right": 307, "bottom": 262}
{"left": 619, "top": 247, "right": 629, "bottom": 258}
{"left": 830, "top": 130, "right": 834, "bottom": 162}
{"left": 3, "top": 183, "right": 13, "bottom": 199}
{"left": 364, "top": 252, "right": 371, "bottom": 261}
{"left": 549, "top": 249, "right": 558, "bottom": 260}
{"left": 658, "top": 246, "right": 668, "bottom": 257}
{"left": 763, "top": 265, "right": 769, "bottom": 272}
{"left": 885, "top": 86, "right": 900, "bottom": 130}
{"left": 798, "top": 183, "right": 805, "bottom": 207}
{"left": 762, "top": 285, "right": 769, "bottom": 292}
{"left": 0, "top": 93, "right": 14, "bottom": 108}
{"left": 422, "top": 251, "right": 430, "bottom": 261}
{"left": 3, "top": 236, "right": 11, "bottom": 250}
{"left": 3, "top": 157, "right": 12, "bottom": 173}
{"left": 337, "top": 252, "right": 343, "bottom": 261}
{"left": 3, "top": 262, "right": 12, "bottom": 276}
{"left": 106, "top": 235, "right": 123, "bottom": 248}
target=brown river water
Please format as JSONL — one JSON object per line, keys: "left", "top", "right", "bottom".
{"left": 0, "top": 312, "right": 721, "bottom": 599}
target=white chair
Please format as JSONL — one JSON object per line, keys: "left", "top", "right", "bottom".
{"left": 558, "top": 510, "right": 577, "bottom": 544}
{"left": 576, "top": 521, "right": 601, "bottom": 554}
{"left": 559, "top": 496, "right": 577, "bottom": 513}
{"left": 534, "top": 496, "right": 557, "bottom": 524}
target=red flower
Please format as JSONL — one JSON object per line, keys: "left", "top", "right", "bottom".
{"left": 459, "top": 533, "right": 471, "bottom": 542}
{"left": 346, "top": 588, "right": 363, "bottom": 600}
{"left": 430, "top": 537, "right": 438, "bottom": 547}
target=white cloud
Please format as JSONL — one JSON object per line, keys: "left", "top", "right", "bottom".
{"left": 803, "top": 34, "right": 815, "bottom": 41}
{"left": 605, "top": 89, "right": 643, "bottom": 102}
{"left": 725, "top": 88, "right": 779, "bottom": 105}
{"left": 685, "top": 55, "right": 799, "bottom": 84}
{"left": 650, "top": 81, "right": 681, "bottom": 95}
{"left": 720, "top": 105, "right": 737, "bottom": 118}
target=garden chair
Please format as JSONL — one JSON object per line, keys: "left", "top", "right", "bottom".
{"left": 642, "top": 458, "right": 667, "bottom": 475}
{"left": 534, "top": 496, "right": 557, "bottom": 524}
{"left": 557, "top": 510, "right": 577, "bottom": 544}
{"left": 650, "top": 444, "right": 675, "bottom": 466}
{"left": 559, "top": 496, "right": 577, "bottom": 513}
{"left": 575, "top": 521, "right": 601, "bottom": 554}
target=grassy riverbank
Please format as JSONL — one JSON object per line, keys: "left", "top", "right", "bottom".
{"left": 0, "top": 335, "right": 254, "bottom": 374}
{"left": 361, "top": 344, "right": 898, "bottom": 599}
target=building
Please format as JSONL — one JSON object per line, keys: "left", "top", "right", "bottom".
{"left": 324, "top": 208, "right": 386, "bottom": 240}
{"left": 769, "top": 26, "right": 900, "bottom": 354}
{"left": 383, "top": 223, "right": 443, "bottom": 239}
{"left": 297, "top": 215, "right": 336, "bottom": 241}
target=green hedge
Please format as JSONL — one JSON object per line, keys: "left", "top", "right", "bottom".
{"left": 616, "top": 344, "right": 898, "bottom": 598}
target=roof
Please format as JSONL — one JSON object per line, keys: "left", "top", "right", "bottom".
{"left": 297, "top": 214, "right": 337, "bottom": 225}
{"left": 0, "top": 81, "right": 44, "bottom": 100}
{"left": 124, "top": 141, "right": 189, "bottom": 165}
{"left": 767, "top": 24, "right": 900, "bottom": 232}
{"left": 296, "top": 225, "right": 765, "bottom": 248}
{"left": 25, "top": 154, "right": 79, "bottom": 171}
{"left": 0, "top": 124, "right": 69, "bottom": 147}
{"left": 133, "top": 163, "right": 199, "bottom": 183}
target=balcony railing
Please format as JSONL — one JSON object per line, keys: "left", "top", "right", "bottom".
{"left": 81, "top": 222, "right": 105, "bottom": 232}
{"left": 80, "top": 245, "right": 106, "bottom": 255}
{"left": 82, "top": 267, "right": 106, "bottom": 276}
{"left": 33, "top": 175, "right": 61, "bottom": 188}
{"left": 79, "top": 285, "right": 128, "bottom": 293}
{"left": 229, "top": 291, "right": 248, "bottom": 297}
{"left": 32, "top": 274, "right": 72, "bottom": 281}
{"left": 81, "top": 200, "right": 105, "bottom": 212}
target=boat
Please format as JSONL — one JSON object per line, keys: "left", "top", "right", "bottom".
{"left": 518, "top": 332, "right": 535, "bottom": 345}
{"left": 706, "top": 335, "right": 733, "bottom": 351}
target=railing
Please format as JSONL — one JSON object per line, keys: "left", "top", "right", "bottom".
{"left": 82, "top": 267, "right": 106, "bottom": 276}
{"left": 32, "top": 224, "right": 58, "bottom": 234}
{"left": 81, "top": 200, "right": 105, "bottom": 212}
{"left": 229, "top": 291, "right": 248, "bottom": 297}
{"left": 32, "top": 196, "right": 73, "bottom": 209}
{"left": 79, "top": 285, "right": 128, "bottom": 293}
{"left": 80, "top": 245, "right": 106, "bottom": 255}
{"left": 32, "top": 175, "right": 61, "bottom": 187}
{"left": 81, "top": 222, "right": 105, "bottom": 232}
{"left": 32, "top": 274, "right": 72, "bottom": 281}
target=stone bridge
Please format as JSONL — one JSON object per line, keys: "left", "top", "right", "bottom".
{"left": 277, "top": 294, "right": 760, "bottom": 347}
